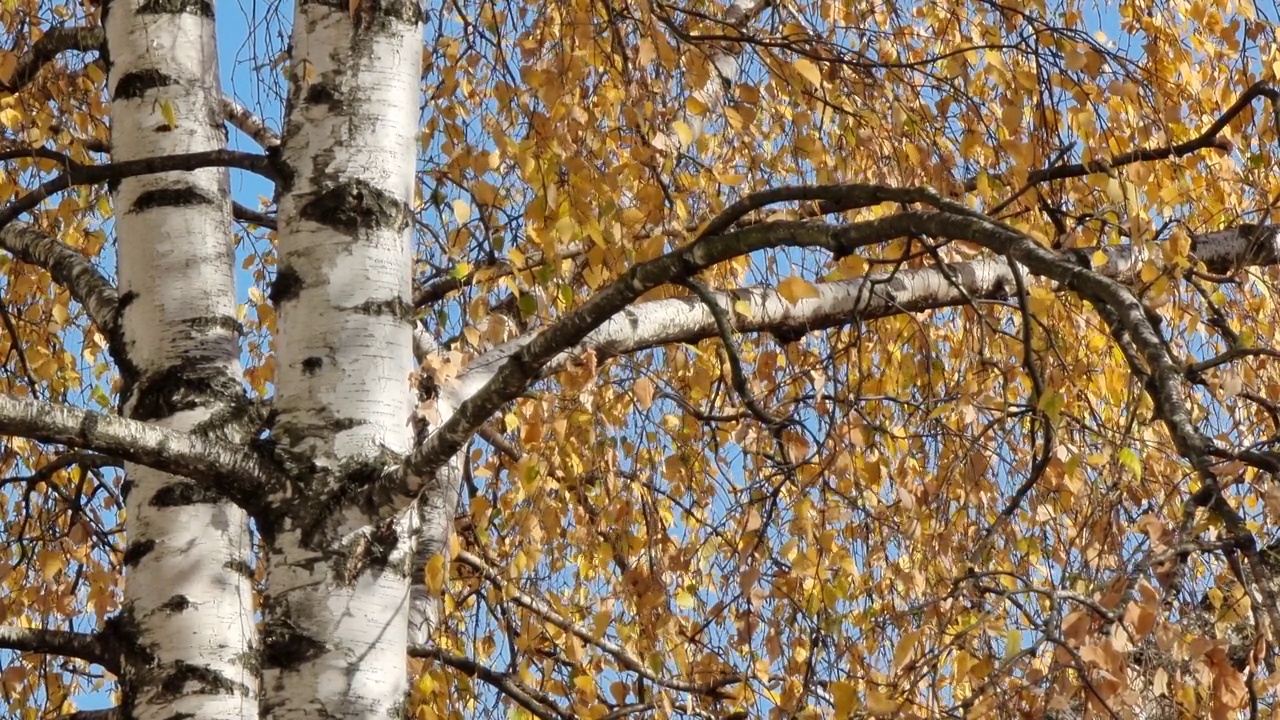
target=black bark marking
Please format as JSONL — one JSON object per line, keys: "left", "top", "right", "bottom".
{"left": 138, "top": 0, "right": 214, "bottom": 15}
{"left": 302, "top": 82, "right": 340, "bottom": 108}
{"left": 158, "top": 659, "right": 249, "bottom": 699}
{"left": 129, "top": 187, "right": 218, "bottom": 214}
{"left": 158, "top": 595, "right": 192, "bottom": 612}
{"left": 122, "top": 539, "right": 156, "bottom": 567}
{"left": 223, "top": 559, "right": 255, "bottom": 579}
{"left": 262, "top": 609, "right": 327, "bottom": 670}
{"left": 129, "top": 361, "right": 245, "bottom": 422}
{"left": 151, "top": 481, "right": 225, "bottom": 507}
{"left": 300, "top": 0, "right": 423, "bottom": 28}
{"left": 301, "top": 356, "right": 323, "bottom": 375}
{"left": 268, "top": 266, "right": 303, "bottom": 305}
{"left": 112, "top": 69, "right": 174, "bottom": 101}
{"left": 353, "top": 297, "right": 414, "bottom": 320}
{"left": 296, "top": 180, "right": 410, "bottom": 233}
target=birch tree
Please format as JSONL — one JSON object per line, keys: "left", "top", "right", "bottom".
{"left": 2, "top": 0, "right": 1280, "bottom": 718}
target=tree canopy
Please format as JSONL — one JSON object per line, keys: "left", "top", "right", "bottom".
{"left": 2, "top": 0, "right": 1280, "bottom": 718}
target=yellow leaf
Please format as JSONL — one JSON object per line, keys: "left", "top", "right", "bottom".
{"left": 451, "top": 198, "right": 471, "bottom": 224}
{"left": 555, "top": 215, "right": 576, "bottom": 242}
{"left": 0, "top": 107, "right": 21, "bottom": 128}
{"left": 892, "top": 630, "right": 920, "bottom": 673}
{"left": 675, "top": 589, "right": 696, "bottom": 609}
{"left": 159, "top": 100, "right": 177, "bottom": 128}
{"left": 1004, "top": 628, "right": 1022, "bottom": 660}
{"left": 830, "top": 681, "right": 857, "bottom": 719}
{"left": 572, "top": 675, "right": 595, "bottom": 694}
{"left": 793, "top": 57, "right": 822, "bottom": 86}
{"left": 671, "top": 120, "right": 694, "bottom": 148}
{"left": 423, "top": 554, "right": 447, "bottom": 593}
{"left": 778, "top": 276, "right": 820, "bottom": 304}
{"left": 1103, "top": 176, "right": 1124, "bottom": 205}
{"left": 866, "top": 688, "right": 898, "bottom": 715}
{"left": 1090, "top": 250, "right": 1109, "bottom": 268}
{"left": 634, "top": 377, "right": 654, "bottom": 410}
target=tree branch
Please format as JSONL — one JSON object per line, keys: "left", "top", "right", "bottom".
{"left": 407, "top": 201, "right": 967, "bottom": 485}
{"left": 0, "top": 149, "right": 278, "bottom": 230}
{"left": 0, "top": 222, "right": 118, "bottom": 335}
{"left": 55, "top": 710, "right": 119, "bottom": 720}
{"left": 408, "top": 645, "right": 569, "bottom": 720}
{"left": 451, "top": 551, "right": 742, "bottom": 698}
{"left": 959, "top": 81, "right": 1277, "bottom": 193}
{"left": 0, "top": 627, "right": 115, "bottom": 673}
{"left": 221, "top": 96, "right": 280, "bottom": 149}
{"left": 0, "top": 25, "right": 104, "bottom": 93}
{"left": 232, "top": 201, "right": 277, "bottom": 230}
{"left": 0, "top": 394, "right": 280, "bottom": 513}
{"left": 408, "top": 204, "right": 1276, "bottom": 489}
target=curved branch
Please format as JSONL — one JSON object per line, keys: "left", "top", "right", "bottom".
{"left": 0, "top": 394, "right": 280, "bottom": 513}
{"left": 0, "top": 222, "right": 119, "bottom": 335}
{"left": 408, "top": 645, "right": 569, "bottom": 720}
{"left": 232, "top": 201, "right": 277, "bottom": 230}
{"left": 0, "top": 627, "right": 115, "bottom": 673}
{"left": 995, "top": 81, "right": 1276, "bottom": 189}
{"left": 0, "top": 149, "right": 278, "bottom": 230}
{"left": 0, "top": 25, "right": 104, "bottom": 93}
{"left": 408, "top": 208, "right": 1276, "bottom": 488}
{"left": 452, "top": 551, "right": 742, "bottom": 698}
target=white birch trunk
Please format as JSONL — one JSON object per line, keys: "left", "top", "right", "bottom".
{"left": 262, "top": 0, "right": 423, "bottom": 716}
{"left": 105, "top": 1, "right": 256, "bottom": 718}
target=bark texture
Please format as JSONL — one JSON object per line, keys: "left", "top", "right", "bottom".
{"left": 104, "top": 0, "right": 257, "bottom": 717}
{"left": 262, "top": 0, "right": 424, "bottom": 716}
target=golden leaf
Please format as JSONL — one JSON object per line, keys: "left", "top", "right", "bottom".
{"left": 777, "top": 276, "right": 820, "bottom": 304}
{"left": 793, "top": 57, "right": 822, "bottom": 87}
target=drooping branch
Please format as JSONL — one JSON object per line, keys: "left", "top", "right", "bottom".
{"left": 451, "top": 550, "right": 742, "bottom": 699}
{"left": 408, "top": 645, "right": 569, "bottom": 720}
{"left": 967, "top": 80, "right": 1277, "bottom": 192}
{"left": 0, "top": 627, "right": 115, "bottom": 673}
{"left": 0, "top": 25, "right": 104, "bottom": 93}
{"left": 0, "top": 222, "right": 119, "bottom": 335}
{"left": 0, "top": 149, "right": 278, "bottom": 230}
{"left": 408, "top": 203, "right": 1276, "bottom": 488}
{"left": 0, "top": 394, "right": 280, "bottom": 513}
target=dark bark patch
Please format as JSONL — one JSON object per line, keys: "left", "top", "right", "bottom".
{"left": 223, "top": 559, "right": 254, "bottom": 579}
{"left": 128, "top": 186, "right": 217, "bottom": 214}
{"left": 128, "top": 361, "right": 244, "bottom": 422}
{"left": 112, "top": 69, "right": 175, "bottom": 101}
{"left": 138, "top": 0, "right": 214, "bottom": 16}
{"left": 122, "top": 539, "right": 156, "bottom": 567}
{"left": 352, "top": 297, "right": 414, "bottom": 321}
{"left": 302, "top": 82, "right": 340, "bottom": 109}
{"left": 296, "top": 180, "right": 410, "bottom": 233}
{"left": 159, "top": 595, "right": 192, "bottom": 613}
{"left": 158, "top": 659, "right": 248, "bottom": 699}
{"left": 301, "top": 0, "right": 423, "bottom": 29}
{"left": 301, "top": 356, "right": 323, "bottom": 375}
{"left": 151, "top": 481, "right": 224, "bottom": 507}
{"left": 268, "top": 265, "right": 303, "bottom": 305}
{"left": 262, "top": 617, "right": 327, "bottom": 669}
